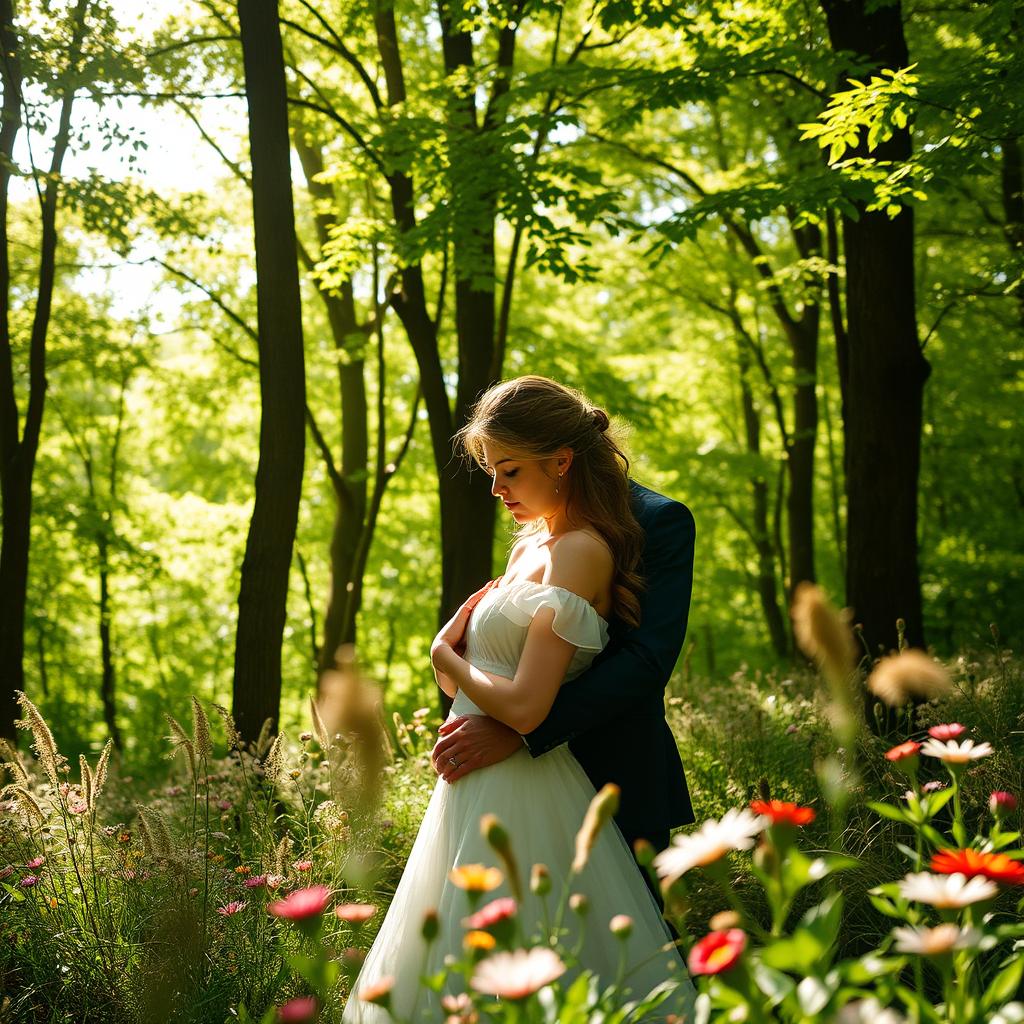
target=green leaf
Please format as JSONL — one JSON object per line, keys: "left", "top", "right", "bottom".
{"left": 751, "top": 962, "right": 795, "bottom": 1007}
{"left": 983, "top": 954, "right": 1024, "bottom": 1010}
{"left": 868, "top": 801, "right": 911, "bottom": 824}
{"left": 797, "top": 976, "right": 831, "bottom": 1016}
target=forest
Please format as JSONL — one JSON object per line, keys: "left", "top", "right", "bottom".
{"left": 1, "top": 1, "right": 1023, "bottom": 1022}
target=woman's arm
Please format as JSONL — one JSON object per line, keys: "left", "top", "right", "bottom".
{"left": 432, "top": 606, "right": 577, "bottom": 734}
{"left": 430, "top": 581, "right": 500, "bottom": 699}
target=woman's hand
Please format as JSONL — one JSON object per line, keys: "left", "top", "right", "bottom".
{"left": 432, "top": 578, "right": 500, "bottom": 657}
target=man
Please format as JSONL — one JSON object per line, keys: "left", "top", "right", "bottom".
{"left": 431, "top": 480, "right": 696, "bottom": 882}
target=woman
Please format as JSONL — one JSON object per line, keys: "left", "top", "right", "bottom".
{"left": 343, "top": 377, "right": 695, "bottom": 1022}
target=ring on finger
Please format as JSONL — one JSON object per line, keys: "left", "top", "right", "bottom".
{"left": 448, "top": 756, "right": 459, "bottom": 769}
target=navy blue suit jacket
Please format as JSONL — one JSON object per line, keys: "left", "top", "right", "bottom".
{"left": 522, "top": 481, "right": 696, "bottom": 840}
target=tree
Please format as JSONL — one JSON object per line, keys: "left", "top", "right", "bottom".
{"left": 231, "top": 0, "right": 307, "bottom": 740}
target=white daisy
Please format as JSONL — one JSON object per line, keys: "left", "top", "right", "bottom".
{"left": 920, "top": 738, "right": 993, "bottom": 764}
{"left": 835, "top": 998, "right": 907, "bottom": 1024}
{"left": 897, "top": 871, "right": 998, "bottom": 908}
{"left": 653, "top": 809, "right": 767, "bottom": 884}
{"left": 470, "top": 947, "right": 566, "bottom": 999}
{"left": 892, "top": 923, "right": 982, "bottom": 955}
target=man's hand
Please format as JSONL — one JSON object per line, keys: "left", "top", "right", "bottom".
{"left": 431, "top": 714, "right": 523, "bottom": 784}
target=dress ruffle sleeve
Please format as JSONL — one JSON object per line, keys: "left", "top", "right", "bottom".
{"left": 487, "top": 581, "right": 608, "bottom": 651}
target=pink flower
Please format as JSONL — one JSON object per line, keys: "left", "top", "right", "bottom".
{"left": 25, "top": 856, "right": 44, "bottom": 869}
{"left": 885, "top": 741, "right": 921, "bottom": 763}
{"left": 216, "top": 901, "right": 247, "bottom": 915}
{"left": 268, "top": 885, "right": 331, "bottom": 921}
{"left": 277, "top": 996, "right": 318, "bottom": 1022}
{"left": 293, "top": 860, "right": 313, "bottom": 872}
{"left": 470, "top": 947, "right": 566, "bottom": 999}
{"left": 165, "top": 785, "right": 184, "bottom": 797}
{"left": 929, "top": 723, "right": 967, "bottom": 741}
{"left": 20, "top": 874, "right": 39, "bottom": 888}
{"left": 334, "top": 903, "right": 377, "bottom": 924}
{"left": 463, "top": 897, "right": 517, "bottom": 931}
{"left": 217, "top": 799, "right": 232, "bottom": 811}
{"left": 359, "top": 977, "right": 394, "bottom": 1007}
{"left": 923, "top": 781, "right": 947, "bottom": 793}
{"left": 990, "top": 791, "right": 1018, "bottom": 814}
{"left": 244, "top": 874, "right": 268, "bottom": 888}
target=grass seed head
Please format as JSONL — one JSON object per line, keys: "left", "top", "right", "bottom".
{"left": 191, "top": 697, "right": 212, "bottom": 761}
{"left": 868, "top": 649, "right": 953, "bottom": 708}
{"left": 93, "top": 739, "right": 113, "bottom": 806}
{"left": 213, "top": 703, "right": 242, "bottom": 752}
{"left": 15, "top": 692, "right": 63, "bottom": 787}
{"left": 791, "top": 584, "right": 857, "bottom": 686}
{"left": 79, "top": 755, "right": 93, "bottom": 812}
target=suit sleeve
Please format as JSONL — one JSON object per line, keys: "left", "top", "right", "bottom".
{"left": 522, "top": 500, "right": 695, "bottom": 756}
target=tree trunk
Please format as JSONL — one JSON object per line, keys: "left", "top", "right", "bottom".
{"left": 232, "top": 0, "right": 307, "bottom": 741}
{"left": 1001, "top": 136, "right": 1023, "bottom": 328}
{"left": 738, "top": 351, "right": 789, "bottom": 657}
{"left": 821, "top": 0, "right": 929, "bottom": 654}
{"left": 0, "top": 0, "right": 87, "bottom": 740}
{"left": 97, "top": 530, "right": 122, "bottom": 751}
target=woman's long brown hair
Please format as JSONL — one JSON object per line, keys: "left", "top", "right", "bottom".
{"left": 454, "top": 376, "right": 645, "bottom": 627}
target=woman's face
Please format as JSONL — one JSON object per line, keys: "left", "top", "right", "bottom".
{"left": 480, "top": 442, "right": 569, "bottom": 525}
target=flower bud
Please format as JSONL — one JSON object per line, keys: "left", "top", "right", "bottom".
{"left": 609, "top": 914, "right": 633, "bottom": 939}
{"left": 990, "top": 791, "right": 1018, "bottom": 816}
{"left": 569, "top": 892, "right": 589, "bottom": 916}
{"left": 632, "top": 839, "right": 655, "bottom": 868}
{"left": 709, "top": 910, "right": 741, "bottom": 932}
{"left": 421, "top": 908, "right": 439, "bottom": 942}
{"left": 530, "top": 863, "right": 551, "bottom": 896}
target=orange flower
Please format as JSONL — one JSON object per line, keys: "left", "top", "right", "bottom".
{"left": 234, "top": 865, "right": 252, "bottom": 875}
{"left": 449, "top": 864, "right": 503, "bottom": 894}
{"left": 335, "top": 903, "right": 377, "bottom": 924}
{"left": 749, "top": 800, "right": 816, "bottom": 826}
{"left": 359, "top": 977, "right": 394, "bottom": 1007}
{"left": 885, "top": 741, "right": 921, "bottom": 762}
{"left": 464, "top": 929, "right": 497, "bottom": 951}
{"left": 930, "top": 849, "right": 1024, "bottom": 885}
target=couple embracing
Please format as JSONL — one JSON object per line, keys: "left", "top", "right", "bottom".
{"left": 344, "top": 376, "right": 698, "bottom": 1022}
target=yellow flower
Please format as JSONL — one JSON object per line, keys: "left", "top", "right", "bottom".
{"left": 449, "top": 864, "right": 503, "bottom": 894}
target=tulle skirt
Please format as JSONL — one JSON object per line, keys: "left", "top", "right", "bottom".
{"left": 342, "top": 743, "right": 696, "bottom": 1022}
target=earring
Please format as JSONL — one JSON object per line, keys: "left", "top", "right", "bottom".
{"left": 555, "top": 471, "right": 563, "bottom": 495}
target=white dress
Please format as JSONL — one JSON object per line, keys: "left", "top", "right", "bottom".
{"left": 343, "top": 581, "right": 696, "bottom": 1022}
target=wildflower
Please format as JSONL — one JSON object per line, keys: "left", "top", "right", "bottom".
{"left": 359, "top": 976, "right": 394, "bottom": 1008}
{"left": 293, "top": 860, "right": 313, "bottom": 872}
{"left": 530, "top": 863, "right": 551, "bottom": 896}
{"left": 235, "top": 865, "right": 252, "bottom": 875}
{"left": 266, "top": 873, "right": 286, "bottom": 889}
{"left": 268, "top": 885, "right": 331, "bottom": 921}
{"left": 610, "top": 914, "right": 634, "bottom": 939}
{"left": 990, "top": 791, "right": 1018, "bottom": 815}
{"left": 930, "top": 849, "right": 1024, "bottom": 885}
{"left": 885, "top": 741, "right": 921, "bottom": 762}
{"left": 928, "top": 723, "right": 966, "bottom": 741}
{"left": 791, "top": 583, "right": 856, "bottom": 684}
{"left": 244, "top": 874, "right": 268, "bottom": 888}
{"left": 442, "top": 993, "right": 475, "bottom": 1014}
{"left": 464, "top": 929, "right": 497, "bottom": 951}
{"left": 19, "top": 875, "right": 39, "bottom": 888}
{"left": 749, "top": 800, "right": 815, "bottom": 826}
{"left": 654, "top": 809, "right": 767, "bottom": 885}
{"left": 341, "top": 947, "right": 366, "bottom": 973}
{"left": 117, "top": 832, "right": 131, "bottom": 844}
{"left": 463, "top": 897, "right": 516, "bottom": 931}
{"left": 217, "top": 799, "right": 232, "bottom": 811}
{"left": 48, "top": 897, "right": 57, "bottom": 909}
{"left": 687, "top": 929, "right": 747, "bottom": 975}
{"left": 480, "top": 813, "right": 521, "bottom": 899}
{"left": 632, "top": 839, "right": 655, "bottom": 867}
{"left": 24, "top": 856, "right": 44, "bottom": 869}
{"left": 0, "top": 865, "right": 13, "bottom": 880}
{"left": 785, "top": 723, "right": 799, "bottom": 734}
{"left": 868, "top": 651, "right": 952, "bottom": 708}
{"left": 277, "top": 996, "right": 318, "bottom": 1023}
{"left": 216, "top": 901, "right": 247, "bottom": 916}
{"left": 165, "top": 785, "right": 184, "bottom": 797}
{"left": 892, "top": 923, "right": 981, "bottom": 955}
{"left": 569, "top": 893, "right": 589, "bottom": 916}
{"left": 922, "top": 781, "right": 946, "bottom": 793}
{"left": 470, "top": 947, "right": 566, "bottom": 999}
{"left": 897, "top": 872, "right": 997, "bottom": 907}
{"left": 572, "top": 784, "right": 620, "bottom": 873}
{"left": 289, "top": 769, "right": 301, "bottom": 780}
{"left": 335, "top": 903, "right": 377, "bottom": 924}
{"left": 299, "top": 731, "right": 313, "bottom": 743}
{"left": 920, "top": 738, "right": 993, "bottom": 764}
{"left": 449, "top": 864, "right": 503, "bottom": 894}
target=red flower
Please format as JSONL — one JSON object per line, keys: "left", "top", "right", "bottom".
{"left": 930, "top": 849, "right": 1024, "bottom": 885}
{"left": 277, "top": 996, "right": 318, "bottom": 1023}
{"left": 928, "top": 723, "right": 966, "bottom": 741}
{"left": 885, "top": 741, "right": 921, "bottom": 762}
{"left": 463, "top": 896, "right": 517, "bottom": 930}
{"left": 24, "top": 856, "right": 44, "bottom": 869}
{"left": 749, "top": 800, "right": 816, "bottom": 826}
{"left": 268, "top": 885, "right": 331, "bottom": 920}
{"left": 688, "top": 929, "right": 747, "bottom": 975}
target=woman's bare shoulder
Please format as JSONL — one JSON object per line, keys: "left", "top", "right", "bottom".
{"left": 545, "top": 529, "right": 614, "bottom": 601}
